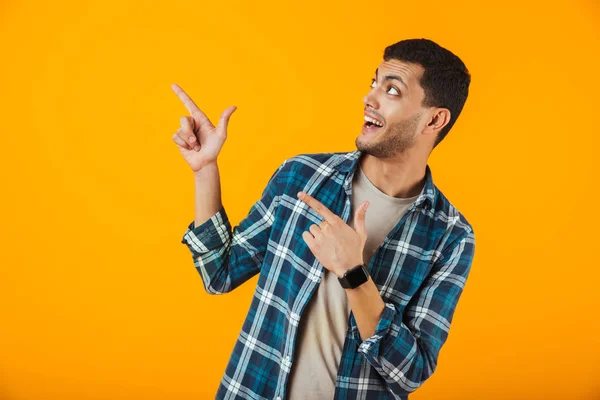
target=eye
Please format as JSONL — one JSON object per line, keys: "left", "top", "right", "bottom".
{"left": 370, "top": 79, "right": 400, "bottom": 96}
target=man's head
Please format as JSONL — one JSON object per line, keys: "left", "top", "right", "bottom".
{"left": 356, "top": 38, "right": 470, "bottom": 158}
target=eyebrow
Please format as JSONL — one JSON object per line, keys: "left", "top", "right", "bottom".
{"left": 374, "top": 67, "right": 408, "bottom": 90}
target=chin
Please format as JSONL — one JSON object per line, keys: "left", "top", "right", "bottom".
{"left": 356, "top": 131, "right": 381, "bottom": 145}
{"left": 355, "top": 137, "right": 375, "bottom": 153}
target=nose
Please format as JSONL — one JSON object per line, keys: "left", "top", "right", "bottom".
{"left": 363, "top": 90, "right": 379, "bottom": 110}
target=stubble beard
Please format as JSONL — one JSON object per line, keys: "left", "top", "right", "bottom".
{"left": 356, "top": 112, "right": 422, "bottom": 158}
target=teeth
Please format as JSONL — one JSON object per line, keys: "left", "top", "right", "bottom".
{"left": 364, "top": 115, "right": 383, "bottom": 127}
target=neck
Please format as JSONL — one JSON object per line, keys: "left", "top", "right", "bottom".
{"left": 358, "top": 150, "right": 427, "bottom": 199}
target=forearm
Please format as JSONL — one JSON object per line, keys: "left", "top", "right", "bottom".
{"left": 182, "top": 159, "right": 287, "bottom": 294}
{"left": 193, "top": 162, "right": 223, "bottom": 227}
{"left": 344, "top": 275, "right": 386, "bottom": 341}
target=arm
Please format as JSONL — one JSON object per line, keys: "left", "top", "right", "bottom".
{"left": 193, "top": 162, "right": 223, "bottom": 228}
{"left": 181, "top": 159, "right": 288, "bottom": 294}
{"left": 353, "top": 228, "right": 476, "bottom": 398}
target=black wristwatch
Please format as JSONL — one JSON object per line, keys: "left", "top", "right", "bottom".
{"left": 338, "top": 263, "right": 370, "bottom": 289}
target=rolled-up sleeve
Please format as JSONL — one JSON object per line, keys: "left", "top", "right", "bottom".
{"left": 356, "top": 228, "right": 476, "bottom": 398}
{"left": 180, "top": 159, "right": 288, "bottom": 295}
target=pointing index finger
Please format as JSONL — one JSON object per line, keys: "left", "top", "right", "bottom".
{"left": 298, "top": 192, "right": 338, "bottom": 223}
{"left": 171, "top": 83, "right": 212, "bottom": 126}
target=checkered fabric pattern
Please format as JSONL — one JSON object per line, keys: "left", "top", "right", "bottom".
{"left": 181, "top": 150, "right": 475, "bottom": 400}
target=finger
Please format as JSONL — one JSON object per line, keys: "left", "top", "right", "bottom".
{"left": 171, "top": 83, "right": 213, "bottom": 128}
{"left": 218, "top": 105, "right": 237, "bottom": 133}
{"left": 309, "top": 224, "right": 322, "bottom": 239}
{"left": 318, "top": 220, "right": 329, "bottom": 232}
{"left": 176, "top": 127, "right": 200, "bottom": 151}
{"left": 302, "top": 231, "right": 317, "bottom": 250}
{"left": 172, "top": 132, "right": 192, "bottom": 150}
{"left": 180, "top": 115, "right": 196, "bottom": 133}
{"left": 353, "top": 201, "right": 369, "bottom": 222}
{"left": 298, "top": 192, "right": 338, "bottom": 224}
{"left": 180, "top": 116, "right": 200, "bottom": 150}
{"left": 354, "top": 201, "right": 369, "bottom": 239}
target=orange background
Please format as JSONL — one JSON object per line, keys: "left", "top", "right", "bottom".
{"left": 1, "top": 1, "right": 599, "bottom": 399}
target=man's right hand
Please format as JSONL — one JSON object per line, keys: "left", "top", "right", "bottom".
{"left": 171, "top": 83, "right": 237, "bottom": 173}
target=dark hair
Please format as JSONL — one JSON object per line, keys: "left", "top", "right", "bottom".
{"left": 383, "top": 38, "right": 470, "bottom": 149}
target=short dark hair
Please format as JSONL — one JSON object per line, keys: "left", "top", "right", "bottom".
{"left": 383, "top": 38, "right": 470, "bottom": 149}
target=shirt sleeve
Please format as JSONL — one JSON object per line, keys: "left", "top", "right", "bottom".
{"left": 180, "top": 159, "right": 288, "bottom": 294}
{"left": 355, "top": 228, "right": 476, "bottom": 398}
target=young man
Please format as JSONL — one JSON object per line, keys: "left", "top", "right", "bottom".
{"left": 174, "top": 38, "right": 475, "bottom": 400}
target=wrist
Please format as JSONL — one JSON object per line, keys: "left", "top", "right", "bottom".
{"left": 337, "top": 263, "right": 370, "bottom": 289}
{"left": 193, "top": 162, "right": 219, "bottom": 178}
{"left": 336, "top": 261, "right": 364, "bottom": 278}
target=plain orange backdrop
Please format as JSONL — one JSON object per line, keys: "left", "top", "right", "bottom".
{"left": 1, "top": 0, "right": 599, "bottom": 399}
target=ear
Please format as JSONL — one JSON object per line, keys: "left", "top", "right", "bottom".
{"left": 422, "top": 108, "right": 451, "bottom": 136}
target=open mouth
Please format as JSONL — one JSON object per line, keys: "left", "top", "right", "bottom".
{"left": 363, "top": 116, "right": 384, "bottom": 133}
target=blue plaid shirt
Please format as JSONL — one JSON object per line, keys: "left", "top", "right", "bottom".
{"left": 181, "top": 150, "right": 475, "bottom": 400}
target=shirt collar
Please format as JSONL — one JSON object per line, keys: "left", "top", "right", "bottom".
{"left": 333, "top": 149, "right": 436, "bottom": 210}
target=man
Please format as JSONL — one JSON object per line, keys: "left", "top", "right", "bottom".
{"left": 173, "top": 38, "right": 475, "bottom": 400}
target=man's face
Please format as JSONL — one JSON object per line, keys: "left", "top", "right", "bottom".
{"left": 356, "top": 59, "right": 428, "bottom": 158}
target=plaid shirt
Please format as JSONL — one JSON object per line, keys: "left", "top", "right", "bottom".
{"left": 181, "top": 150, "right": 475, "bottom": 400}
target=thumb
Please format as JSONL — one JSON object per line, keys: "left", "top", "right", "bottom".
{"left": 354, "top": 201, "right": 369, "bottom": 240}
{"left": 218, "top": 105, "right": 237, "bottom": 134}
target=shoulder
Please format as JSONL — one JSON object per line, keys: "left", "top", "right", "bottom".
{"left": 285, "top": 151, "right": 346, "bottom": 167}
{"left": 430, "top": 185, "right": 475, "bottom": 255}
{"left": 278, "top": 151, "right": 349, "bottom": 175}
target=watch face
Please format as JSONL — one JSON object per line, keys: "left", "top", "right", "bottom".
{"left": 346, "top": 265, "right": 369, "bottom": 287}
